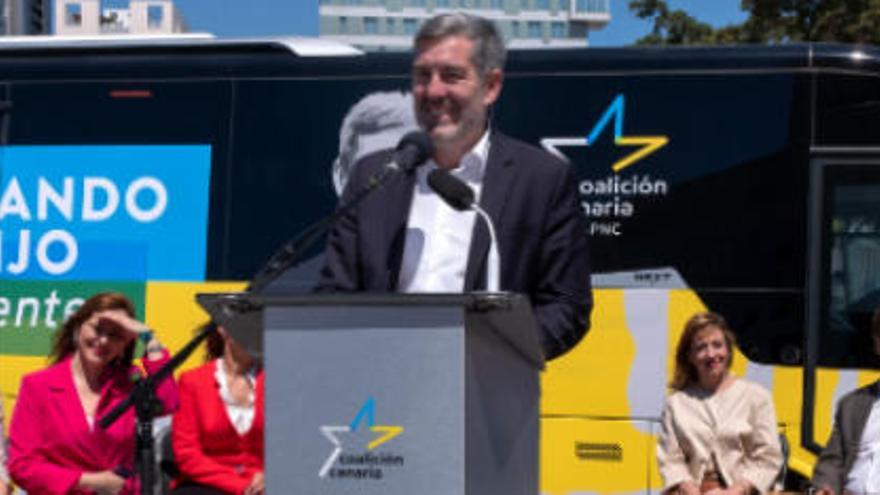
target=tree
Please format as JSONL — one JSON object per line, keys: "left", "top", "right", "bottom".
{"left": 629, "top": 0, "right": 717, "bottom": 45}
{"left": 629, "top": 0, "right": 880, "bottom": 45}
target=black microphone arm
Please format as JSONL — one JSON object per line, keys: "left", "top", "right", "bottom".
{"left": 247, "top": 130, "right": 434, "bottom": 294}
{"left": 246, "top": 166, "right": 393, "bottom": 293}
{"left": 97, "top": 323, "right": 218, "bottom": 495}
{"left": 427, "top": 169, "right": 501, "bottom": 292}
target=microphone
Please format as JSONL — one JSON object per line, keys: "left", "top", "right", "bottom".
{"left": 427, "top": 169, "right": 501, "bottom": 293}
{"left": 426, "top": 167, "right": 474, "bottom": 210}
{"left": 388, "top": 130, "right": 434, "bottom": 173}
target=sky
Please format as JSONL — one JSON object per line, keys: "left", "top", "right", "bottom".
{"left": 171, "top": 0, "right": 748, "bottom": 46}
{"left": 590, "top": 0, "right": 748, "bottom": 46}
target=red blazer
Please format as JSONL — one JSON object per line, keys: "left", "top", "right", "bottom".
{"left": 8, "top": 353, "right": 179, "bottom": 494}
{"left": 172, "top": 362, "right": 264, "bottom": 495}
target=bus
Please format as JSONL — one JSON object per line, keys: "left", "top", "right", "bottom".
{"left": 1, "top": 37, "right": 879, "bottom": 494}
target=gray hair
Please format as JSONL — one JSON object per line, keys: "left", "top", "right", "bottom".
{"left": 414, "top": 13, "right": 506, "bottom": 78}
{"left": 332, "top": 91, "right": 417, "bottom": 195}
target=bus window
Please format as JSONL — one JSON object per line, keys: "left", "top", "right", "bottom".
{"left": 7, "top": 80, "right": 234, "bottom": 279}
{"left": 817, "top": 162, "right": 880, "bottom": 367}
{"left": 0, "top": 83, "right": 10, "bottom": 145}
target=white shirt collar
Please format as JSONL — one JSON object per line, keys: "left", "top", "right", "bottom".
{"left": 419, "top": 128, "right": 491, "bottom": 185}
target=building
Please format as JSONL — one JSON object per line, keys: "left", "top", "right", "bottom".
{"left": 0, "top": 0, "right": 51, "bottom": 34}
{"left": 319, "top": 0, "right": 610, "bottom": 50}
{"left": 54, "top": 0, "right": 186, "bottom": 36}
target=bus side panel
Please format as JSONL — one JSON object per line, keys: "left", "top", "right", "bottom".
{"left": 541, "top": 417, "right": 656, "bottom": 495}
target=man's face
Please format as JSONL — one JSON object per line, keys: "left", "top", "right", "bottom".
{"left": 412, "top": 35, "right": 502, "bottom": 150}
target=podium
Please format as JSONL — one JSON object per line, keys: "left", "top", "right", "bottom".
{"left": 201, "top": 292, "right": 544, "bottom": 495}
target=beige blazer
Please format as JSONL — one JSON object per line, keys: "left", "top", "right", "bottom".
{"left": 657, "top": 378, "right": 783, "bottom": 493}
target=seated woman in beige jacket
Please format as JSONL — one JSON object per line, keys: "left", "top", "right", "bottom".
{"left": 657, "top": 312, "right": 783, "bottom": 495}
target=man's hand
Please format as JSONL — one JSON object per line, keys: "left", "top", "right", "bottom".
{"left": 77, "top": 471, "right": 126, "bottom": 495}
{"left": 243, "top": 471, "right": 265, "bottom": 495}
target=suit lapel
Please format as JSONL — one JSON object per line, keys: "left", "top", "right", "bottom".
{"left": 49, "top": 358, "right": 84, "bottom": 422}
{"left": 859, "top": 380, "right": 880, "bottom": 421}
{"left": 464, "top": 132, "right": 517, "bottom": 291}
{"left": 848, "top": 382, "right": 879, "bottom": 447}
{"left": 383, "top": 170, "right": 417, "bottom": 290}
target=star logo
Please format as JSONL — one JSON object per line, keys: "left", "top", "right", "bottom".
{"left": 541, "top": 94, "right": 669, "bottom": 172}
{"left": 318, "top": 397, "right": 404, "bottom": 478}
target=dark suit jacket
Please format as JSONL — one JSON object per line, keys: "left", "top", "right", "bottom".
{"left": 318, "top": 131, "right": 592, "bottom": 360}
{"left": 812, "top": 380, "right": 880, "bottom": 494}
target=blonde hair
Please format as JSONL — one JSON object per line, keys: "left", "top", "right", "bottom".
{"left": 670, "top": 312, "right": 736, "bottom": 390}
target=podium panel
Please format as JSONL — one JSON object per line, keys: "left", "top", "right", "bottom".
{"left": 265, "top": 305, "right": 466, "bottom": 494}
{"left": 199, "top": 293, "right": 543, "bottom": 495}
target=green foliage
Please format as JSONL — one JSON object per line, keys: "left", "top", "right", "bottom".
{"left": 629, "top": 0, "right": 880, "bottom": 45}
{"left": 629, "top": 0, "right": 717, "bottom": 45}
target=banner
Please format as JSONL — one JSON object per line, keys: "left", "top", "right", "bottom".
{"left": 0, "top": 144, "right": 211, "bottom": 356}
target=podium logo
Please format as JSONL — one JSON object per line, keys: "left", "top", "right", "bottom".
{"left": 319, "top": 397, "right": 405, "bottom": 480}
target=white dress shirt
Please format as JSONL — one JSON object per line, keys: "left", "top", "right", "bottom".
{"left": 845, "top": 397, "right": 880, "bottom": 495}
{"left": 397, "top": 130, "right": 490, "bottom": 293}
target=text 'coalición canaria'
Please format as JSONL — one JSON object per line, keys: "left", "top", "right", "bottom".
{"left": 579, "top": 174, "right": 669, "bottom": 237}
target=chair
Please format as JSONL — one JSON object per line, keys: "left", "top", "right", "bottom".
{"left": 774, "top": 433, "right": 790, "bottom": 491}
{"left": 154, "top": 418, "right": 178, "bottom": 495}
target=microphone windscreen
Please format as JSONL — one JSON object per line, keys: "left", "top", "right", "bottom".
{"left": 428, "top": 169, "right": 475, "bottom": 211}
{"left": 394, "top": 130, "right": 434, "bottom": 172}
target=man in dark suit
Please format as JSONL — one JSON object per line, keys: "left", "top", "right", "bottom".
{"left": 319, "top": 13, "right": 592, "bottom": 360}
{"left": 812, "top": 308, "right": 880, "bottom": 495}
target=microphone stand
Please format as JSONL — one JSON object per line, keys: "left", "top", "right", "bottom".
{"left": 247, "top": 165, "right": 398, "bottom": 294}
{"left": 427, "top": 169, "right": 502, "bottom": 292}
{"left": 98, "top": 324, "right": 218, "bottom": 495}
{"left": 472, "top": 204, "right": 501, "bottom": 292}
{"left": 249, "top": 130, "right": 432, "bottom": 294}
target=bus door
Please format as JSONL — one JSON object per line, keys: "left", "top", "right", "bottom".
{"left": 803, "top": 155, "right": 880, "bottom": 454}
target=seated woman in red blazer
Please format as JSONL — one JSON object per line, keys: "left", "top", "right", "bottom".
{"left": 8, "top": 292, "right": 178, "bottom": 494}
{"left": 171, "top": 322, "right": 264, "bottom": 495}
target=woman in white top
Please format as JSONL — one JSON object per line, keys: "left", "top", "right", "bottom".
{"left": 171, "top": 322, "right": 264, "bottom": 495}
{"left": 657, "top": 312, "right": 783, "bottom": 495}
